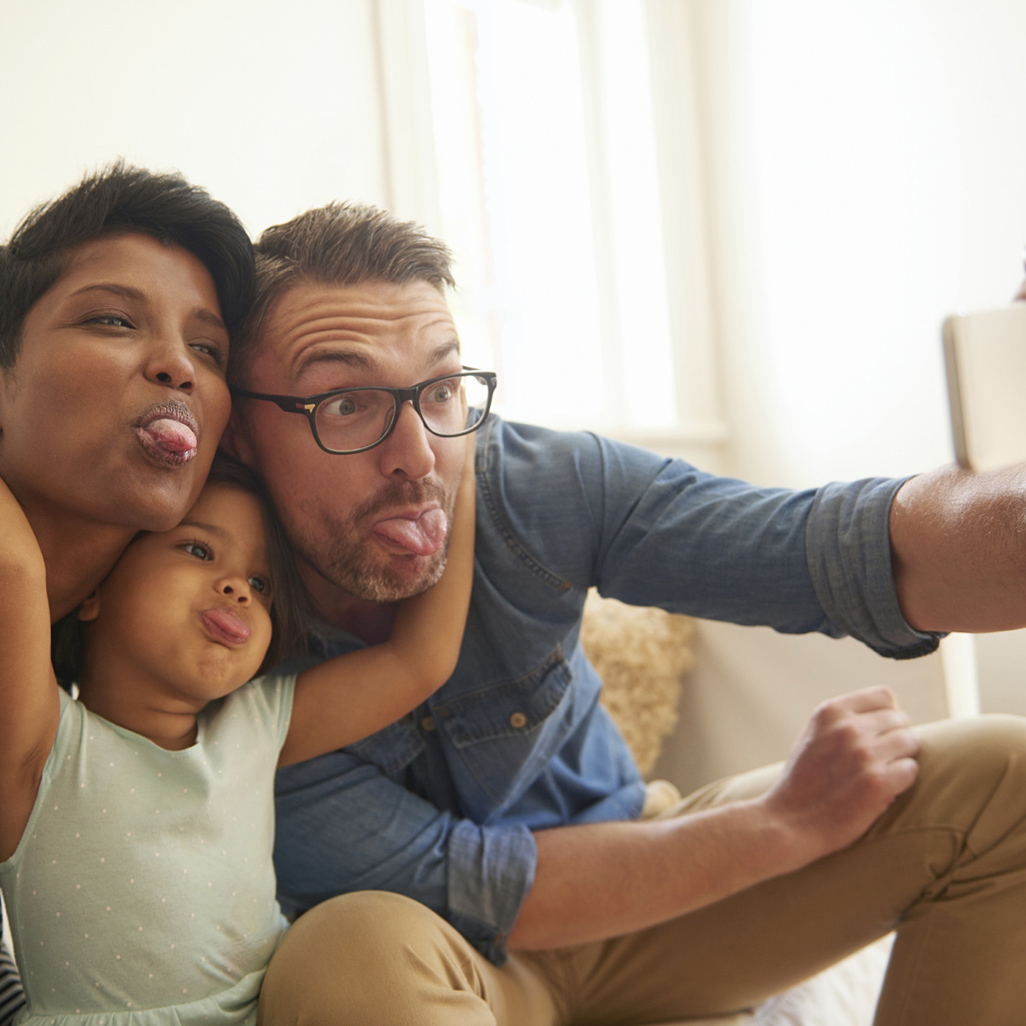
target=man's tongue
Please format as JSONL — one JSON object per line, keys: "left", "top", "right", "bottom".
{"left": 143, "top": 417, "right": 197, "bottom": 454}
{"left": 373, "top": 508, "right": 448, "bottom": 556}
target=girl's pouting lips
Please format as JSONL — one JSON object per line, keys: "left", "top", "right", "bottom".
{"left": 201, "top": 608, "right": 251, "bottom": 646}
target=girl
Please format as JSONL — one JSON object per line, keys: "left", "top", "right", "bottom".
{"left": 0, "top": 452, "right": 475, "bottom": 1026}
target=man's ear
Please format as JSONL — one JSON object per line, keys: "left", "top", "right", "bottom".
{"left": 220, "top": 406, "right": 255, "bottom": 465}
{"left": 77, "top": 590, "right": 101, "bottom": 623}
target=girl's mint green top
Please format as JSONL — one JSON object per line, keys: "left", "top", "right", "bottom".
{"left": 0, "top": 675, "right": 295, "bottom": 1026}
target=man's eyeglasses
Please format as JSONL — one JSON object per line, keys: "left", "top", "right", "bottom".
{"left": 231, "top": 368, "right": 498, "bottom": 455}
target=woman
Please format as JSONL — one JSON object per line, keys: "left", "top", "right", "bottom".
{"left": 0, "top": 161, "right": 255, "bottom": 1026}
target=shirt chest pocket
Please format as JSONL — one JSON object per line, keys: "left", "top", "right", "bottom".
{"left": 433, "top": 650, "right": 573, "bottom": 748}
{"left": 428, "top": 651, "right": 576, "bottom": 813}
{"left": 341, "top": 650, "right": 576, "bottom": 788}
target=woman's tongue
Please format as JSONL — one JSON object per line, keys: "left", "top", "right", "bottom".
{"left": 143, "top": 417, "right": 197, "bottom": 454}
{"left": 372, "top": 508, "right": 448, "bottom": 556}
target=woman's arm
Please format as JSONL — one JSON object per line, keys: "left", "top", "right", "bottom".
{"left": 280, "top": 443, "right": 476, "bottom": 766}
{"left": 0, "top": 475, "right": 61, "bottom": 862}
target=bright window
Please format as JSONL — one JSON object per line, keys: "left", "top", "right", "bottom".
{"left": 423, "top": 0, "right": 682, "bottom": 435}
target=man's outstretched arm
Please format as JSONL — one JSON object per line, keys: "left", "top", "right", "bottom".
{"left": 892, "top": 278, "right": 1026, "bottom": 635}
{"left": 890, "top": 463, "right": 1026, "bottom": 635}
{"left": 508, "top": 686, "right": 917, "bottom": 950}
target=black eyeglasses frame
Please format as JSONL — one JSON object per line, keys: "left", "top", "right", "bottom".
{"left": 231, "top": 367, "right": 498, "bottom": 455}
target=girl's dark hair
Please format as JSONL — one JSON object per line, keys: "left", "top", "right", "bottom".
{"left": 1, "top": 161, "right": 255, "bottom": 370}
{"left": 51, "top": 457, "right": 307, "bottom": 688}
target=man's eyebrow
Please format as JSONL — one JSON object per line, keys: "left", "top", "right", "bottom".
{"left": 428, "top": 338, "right": 461, "bottom": 364}
{"left": 68, "top": 283, "right": 227, "bottom": 330}
{"left": 295, "top": 348, "right": 374, "bottom": 375}
{"left": 294, "top": 336, "right": 461, "bottom": 377}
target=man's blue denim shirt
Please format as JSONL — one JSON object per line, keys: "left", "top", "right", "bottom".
{"left": 272, "top": 415, "right": 940, "bottom": 964}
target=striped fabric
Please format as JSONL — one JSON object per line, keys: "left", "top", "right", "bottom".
{"left": 0, "top": 917, "right": 25, "bottom": 1026}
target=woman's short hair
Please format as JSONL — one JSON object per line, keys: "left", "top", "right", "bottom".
{"left": 0, "top": 161, "right": 255, "bottom": 369}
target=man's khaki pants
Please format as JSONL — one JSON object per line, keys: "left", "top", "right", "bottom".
{"left": 259, "top": 715, "right": 1026, "bottom": 1026}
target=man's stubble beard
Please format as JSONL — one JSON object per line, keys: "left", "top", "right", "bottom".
{"left": 300, "top": 480, "right": 454, "bottom": 603}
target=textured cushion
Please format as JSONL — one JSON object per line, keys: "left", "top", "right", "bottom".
{"left": 583, "top": 590, "right": 694, "bottom": 777}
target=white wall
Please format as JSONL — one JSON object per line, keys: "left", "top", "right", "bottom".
{"left": 652, "top": 0, "right": 1026, "bottom": 788}
{"left": 0, "top": 0, "right": 389, "bottom": 238}
{"left": 694, "top": 0, "right": 1026, "bottom": 491}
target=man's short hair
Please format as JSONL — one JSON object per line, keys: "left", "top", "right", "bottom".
{"left": 230, "top": 202, "right": 456, "bottom": 386}
{"left": 0, "top": 161, "right": 255, "bottom": 369}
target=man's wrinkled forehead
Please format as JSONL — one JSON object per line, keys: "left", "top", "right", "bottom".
{"left": 246, "top": 279, "right": 459, "bottom": 390}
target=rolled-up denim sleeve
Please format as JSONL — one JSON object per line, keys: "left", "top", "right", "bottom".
{"left": 446, "top": 819, "right": 536, "bottom": 963}
{"left": 273, "top": 750, "right": 535, "bottom": 965}
{"left": 805, "top": 477, "right": 943, "bottom": 659}
{"left": 495, "top": 425, "right": 941, "bottom": 659}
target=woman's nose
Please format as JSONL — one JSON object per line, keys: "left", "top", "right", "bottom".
{"left": 146, "top": 339, "right": 195, "bottom": 392}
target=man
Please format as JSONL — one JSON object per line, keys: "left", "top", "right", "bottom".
{"left": 227, "top": 201, "right": 1026, "bottom": 1025}
{"left": 0, "top": 162, "right": 255, "bottom": 1026}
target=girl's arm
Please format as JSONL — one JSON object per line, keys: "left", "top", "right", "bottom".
{"left": 0, "top": 476, "right": 61, "bottom": 862}
{"left": 280, "top": 442, "right": 476, "bottom": 766}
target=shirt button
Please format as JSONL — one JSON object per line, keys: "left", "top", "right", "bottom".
{"left": 421, "top": 716, "right": 436, "bottom": 732}
{"left": 509, "top": 712, "right": 527, "bottom": 729}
